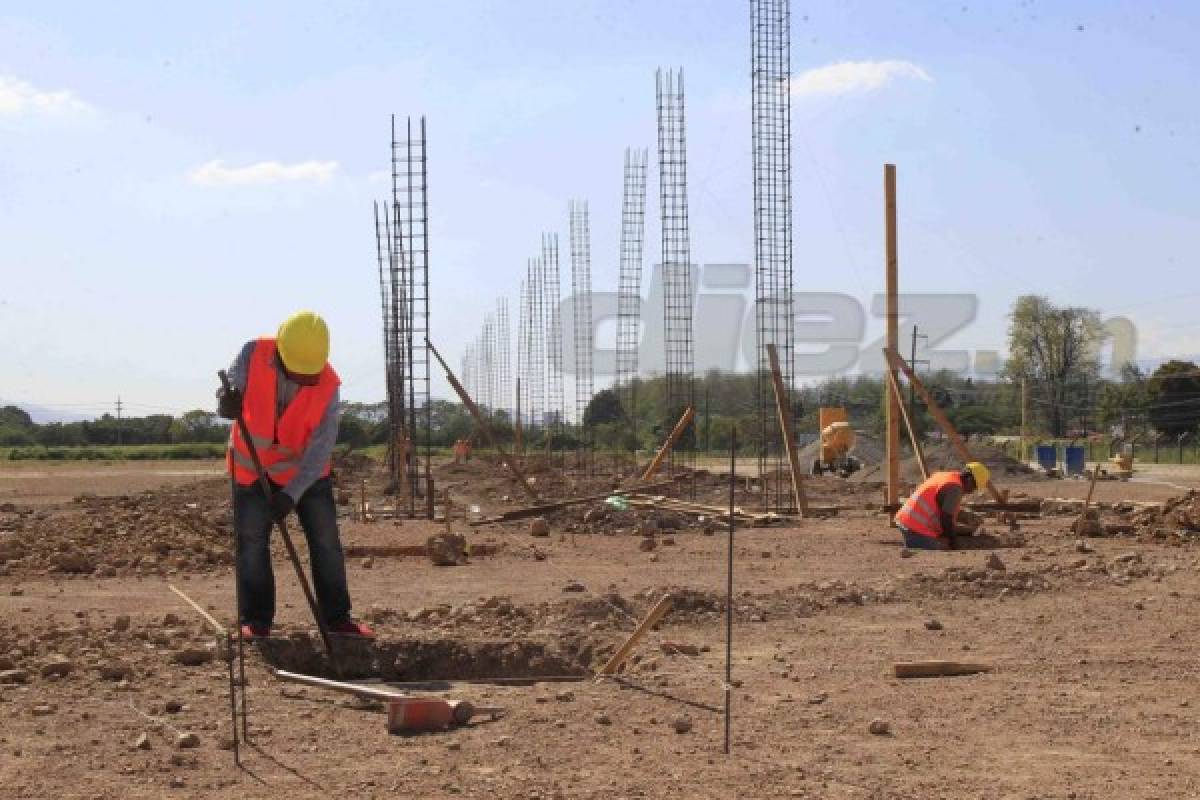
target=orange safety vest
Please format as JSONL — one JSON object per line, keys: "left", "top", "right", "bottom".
{"left": 226, "top": 337, "right": 340, "bottom": 487}
{"left": 894, "top": 471, "right": 963, "bottom": 539}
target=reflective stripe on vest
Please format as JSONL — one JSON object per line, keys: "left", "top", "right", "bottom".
{"left": 226, "top": 337, "right": 340, "bottom": 487}
{"left": 894, "top": 471, "right": 963, "bottom": 538}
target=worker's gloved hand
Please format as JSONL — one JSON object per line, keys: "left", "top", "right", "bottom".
{"left": 217, "top": 387, "right": 243, "bottom": 420}
{"left": 269, "top": 491, "right": 294, "bottom": 521}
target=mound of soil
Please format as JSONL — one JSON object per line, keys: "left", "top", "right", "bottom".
{"left": 0, "top": 480, "right": 233, "bottom": 578}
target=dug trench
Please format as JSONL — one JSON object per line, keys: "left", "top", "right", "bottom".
{"left": 256, "top": 635, "right": 592, "bottom": 683}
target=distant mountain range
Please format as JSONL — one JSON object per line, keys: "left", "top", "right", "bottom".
{"left": 0, "top": 401, "right": 96, "bottom": 424}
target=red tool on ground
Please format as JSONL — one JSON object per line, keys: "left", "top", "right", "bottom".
{"left": 272, "top": 669, "right": 503, "bottom": 733}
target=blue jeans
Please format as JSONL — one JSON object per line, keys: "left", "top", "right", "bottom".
{"left": 899, "top": 526, "right": 950, "bottom": 551}
{"left": 234, "top": 476, "right": 352, "bottom": 628}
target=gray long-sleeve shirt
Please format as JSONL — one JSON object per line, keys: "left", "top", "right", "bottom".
{"left": 227, "top": 340, "right": 340, "bottom": 502}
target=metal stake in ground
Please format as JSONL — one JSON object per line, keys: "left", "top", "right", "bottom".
{"left": 217, "top": 370, "right": 342, "bottom": 676}
{"left": 725, "top": 427, "right": 736, "bottom": 755}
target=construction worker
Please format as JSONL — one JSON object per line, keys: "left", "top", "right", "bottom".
{"left": 893, "top": 462, "right": 991, "bottom": 551}
{"left": 217, "top": 311, "right": 374, "bottom": 640}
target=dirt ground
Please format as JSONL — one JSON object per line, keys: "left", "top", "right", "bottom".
{"left": 3, "top": 457, "right": 1200, "bottom": 798}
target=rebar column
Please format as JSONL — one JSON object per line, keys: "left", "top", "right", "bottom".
{"left": 616, "top": 148, "right": 649, "bottom": 459}
{"left": 569, "top": 200, "right": 594, "bottom": 459}
{"left": 656, "top": 68, "right": 695, "bottom": 485}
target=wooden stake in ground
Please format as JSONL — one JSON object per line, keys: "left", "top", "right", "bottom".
{"left": 883, "top": 349, "right": 1005, "bottom": 504}
{"left": 639, "top": 406, "right": 695, "bottom": 482}
{"left": 426, "top": 338, "right": 540, "bottom": 502}
{"left": 596, "top": 594, "right": 674, "bottom": 677}
{"left": 766, "top": 343, "right": 809, "bottom": 516}
{"left": 1072, "top": 464, "right": 1101, "bottom": 534}
{"left": 885, "top": 368, "right": 928, "bottom": 481}
{"left": 884, "top": 164, "right": 901, "bottom": 509}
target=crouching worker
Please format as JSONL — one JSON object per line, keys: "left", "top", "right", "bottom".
{"left": 893, "top": 462, "right": 991, "bottom": 551}
{"left": 217, "top": 310, "right": 374, "bottom": 641}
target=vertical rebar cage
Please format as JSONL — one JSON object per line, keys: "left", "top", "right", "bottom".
{"left": 751, "top": 0, "right": 795, "bottom": 512}
{"left": 542, "top": 234, "right": 565, "bottom": 449}
{"left": 569, "top": 200, "right": 594, "bottom": 457}
{"left": 616, "top": 148, "right": 649, "bottom": 459}
{"left": 497, "top": 298, "right": 512, "bottom": 420}
{"left": 656, "top": 68, "right": 696, "bottom": 484}
{"left": 374, "top": 114, "right": 432, "bottom": 518}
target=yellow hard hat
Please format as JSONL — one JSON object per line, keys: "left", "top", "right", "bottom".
{"left": 276, "top": 311, "right": 329, "bottom": 375}
{"left": 965, "top": 461, "right": 990, "bottom": 492}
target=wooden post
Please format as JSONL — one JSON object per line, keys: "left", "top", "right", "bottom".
{"left": 886, "top": 368, "right": 928, "bottom": 481}
{"left": 884, "top": 348, "right": 1005, "bottom": 503}
{"left": 426, "top": 338, "right": 541, "bottom": 502}
{"left": 884, "top": 164, "right": 901, "bottom": 509}
{"left": 766, "top": 343, "right": 810, "bottom": 516}
{"left": 640, "top": 406, "right": 696, "bottom": 482}
{"left": 596, "top": 594, "right": 674, "bottom": 677}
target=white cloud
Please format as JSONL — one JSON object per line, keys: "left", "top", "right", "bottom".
{"left": 0, "top": 75, "right": 92, "bottom": 116}
{"left": 791, "top": 60, "right": 931, "bottom": 98}
{"left": 188, "top": 159, "right": 339, "bottom": 187}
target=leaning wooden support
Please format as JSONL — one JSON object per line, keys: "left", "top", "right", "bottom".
{"left": 885, "top": 368, "right": 928, "bottom": 481}
{"left": 640, "top": 406, "right": 695, "bottom": 482}
{"left": 894, "top": 660, "right": 993, "bottom": 679}
{"left": 427, "top": 338, "right": 540, "bottom": 502}
{"left": 883, "top": 348, "right": 1004, "bottom": 503}
{"left": 596, "top": 594, "right": 674, "bottom": 677}
{"left": 766, "top": 343, "right": 810, "bottom": 516}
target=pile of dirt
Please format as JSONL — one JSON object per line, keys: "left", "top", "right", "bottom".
{"left": 851, "top": 438, "right": 1039, "bottom": 485}
{"left": 0, "top": 480, "right": 233, "bottom": 578}
{"left": 1130, "top": 491, "right": 1200, "bottom": 538}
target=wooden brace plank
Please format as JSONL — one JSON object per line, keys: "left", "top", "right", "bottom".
{"left": 596, "top": 595, "right": 674, "bottom": 677}
{"left": 883, "top": 348, "right": 1004, "bottom": 503}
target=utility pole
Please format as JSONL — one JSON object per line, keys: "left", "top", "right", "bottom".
{"left": 116, "top": 396, "right": 123, "bottom": 446}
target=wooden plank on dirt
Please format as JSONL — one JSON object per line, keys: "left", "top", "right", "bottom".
{"left": 893, "top": 660, "right": 994, "bottom": 679}
{"left": 168, "top": 583, "right": 228, "bottom": 635}
{"left": 597, "top": 594, "right": 674, "bottom": 677}
{"left": 471, "top": 478, "right": 683, "bottom": 525}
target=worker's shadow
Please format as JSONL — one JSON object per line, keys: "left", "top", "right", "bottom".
{"left": 875, "top": 532, "right": 1018, "bottom": 551}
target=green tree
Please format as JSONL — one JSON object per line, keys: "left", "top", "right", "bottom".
{"left": 1097, "top": 364, "right": 1149, "bottom": 435}
{"left": 1147, "top": 360, "right": 1200, "bottom": 436}
{"left": 583, "top": 389, "right": 623, "bottom": 427}
{"left": 1004, "top": 295, "right": 1106, "bottom": 437}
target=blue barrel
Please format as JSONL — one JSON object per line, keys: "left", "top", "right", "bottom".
{"left": 1036, "top": 445, "right": 1057, "bottom": 471}
{"left": 1064, "top": 446, "right": 1086, "bottom": 476}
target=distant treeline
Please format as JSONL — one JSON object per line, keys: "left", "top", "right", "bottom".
{"left": 5, "top": 353, "right": 1197, "bottom": 456}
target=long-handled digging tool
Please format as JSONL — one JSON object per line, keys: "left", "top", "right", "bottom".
{"left": 218, "top": 370, "right": 342, "bottom": 678}
{"left": 272, "top": 669, "right": 504, "bottom": 733}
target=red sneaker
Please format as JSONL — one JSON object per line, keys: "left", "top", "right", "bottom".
{"left": 239, "top": 623, "right": 270, "bottom": 641}
{"left": 329, "top": 619, "right": 375, "bottom": 639}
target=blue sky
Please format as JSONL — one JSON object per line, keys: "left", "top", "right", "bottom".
{"left": 2, "top": 1, "right": 1198, "bottom": 419}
